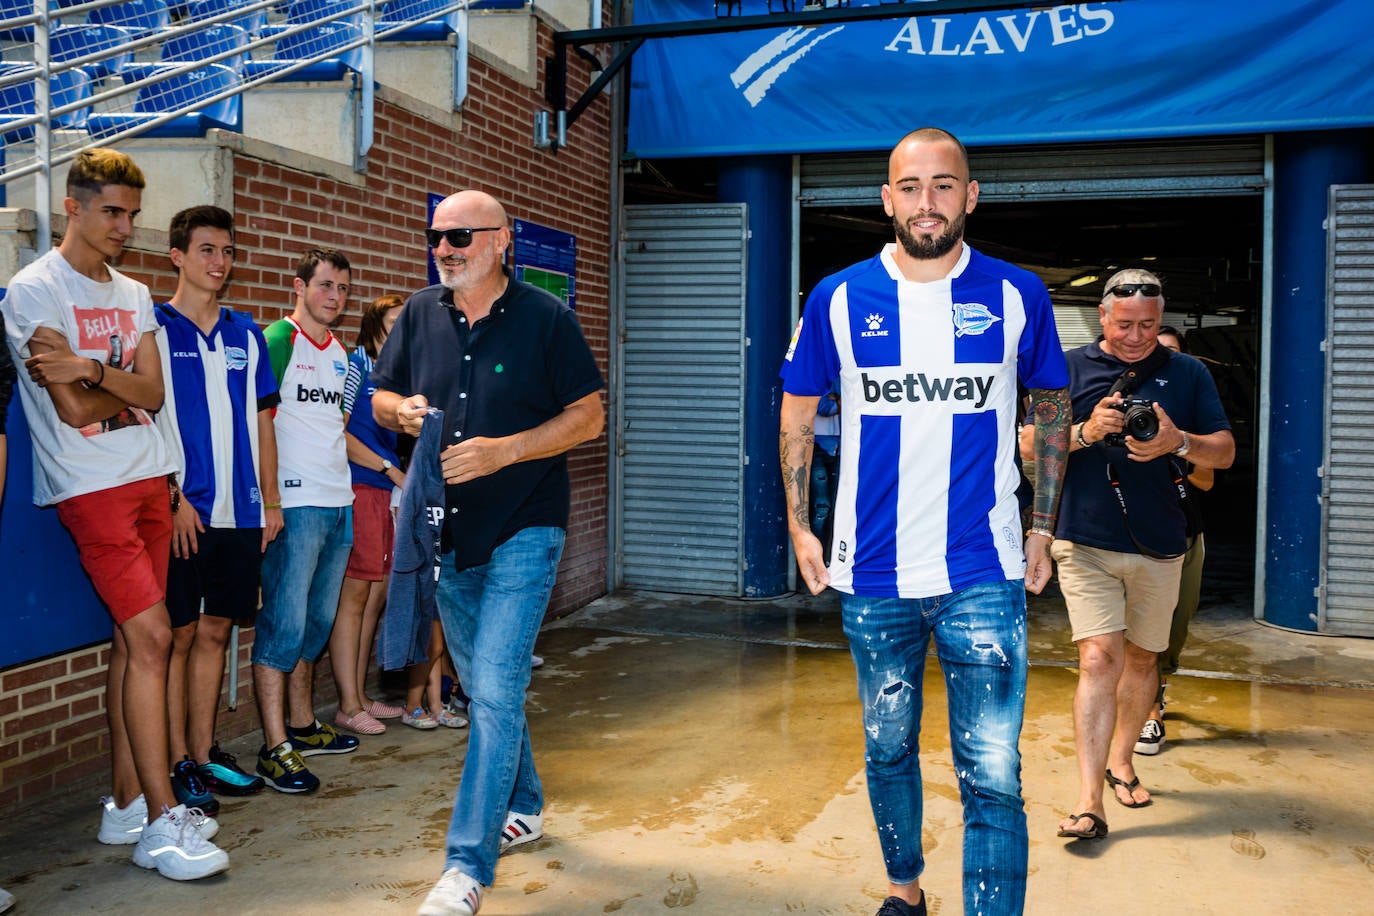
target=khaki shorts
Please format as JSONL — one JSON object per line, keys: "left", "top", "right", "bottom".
{"left": 1050, "top": 540, "right": 1183, "bottom": 652}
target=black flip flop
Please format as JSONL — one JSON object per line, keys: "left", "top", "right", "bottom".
{"left": 1057, "top": 812, "right": 1108, "bottom": 839}
{"left": 1106, "top": 768, "right": 1153, "bottom": 808}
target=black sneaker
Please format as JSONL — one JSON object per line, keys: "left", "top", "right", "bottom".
{"left": 171, "top": 756, "right": 220, "bottom": 816}
{"left": 287, "top": 720, "right": 360, "bottom": 757}
{"left": 1134, "top": 718, "right": 1165, "bottom": 755}
{"left": 198, "top": 743, "right": 266, "bottom": 796}
{"left": 876, "top": 893, "right": 926, "bottom": 916}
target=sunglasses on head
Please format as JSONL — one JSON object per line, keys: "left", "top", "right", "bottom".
{"left": 1108, "top": 282, "right": 1162, "bottom": 298}
{"left": 425, "top": 226, "right": 502, "bottom": 249}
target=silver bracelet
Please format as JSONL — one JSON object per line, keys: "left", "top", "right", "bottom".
{"left": 1075, "top": 423, "right": 1090, "bottom": 449}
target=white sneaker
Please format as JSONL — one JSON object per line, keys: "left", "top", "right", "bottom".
{"left": 98, "top": 794, "right": 148, "bottom": 844}
{"left": 418, "top": 867, "right": 483, "bottom": 915}
{"left": 132, "top": 804, "right": 229, "bottom": 881}
{"left": 0, "top": 887, "right": 15, "bottom": 914}
{"left": 98, "top": 793, "right": 220, "bottom": 843}
{"left": 499, "top": 810, "right": 544, "bottom": 854}
{"left": 530, "top": 654, "right": 544, "bottom": 669}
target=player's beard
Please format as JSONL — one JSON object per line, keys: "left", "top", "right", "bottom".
{"left": 893, "top": 210, "right": 966, "bottom": 260}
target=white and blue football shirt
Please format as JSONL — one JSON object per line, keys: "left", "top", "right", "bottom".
{"left": 781, "top": 243, "right": 1068, "bottom": 599}
{"left": 156, "top": 305, "right": 280, "bottom": 528}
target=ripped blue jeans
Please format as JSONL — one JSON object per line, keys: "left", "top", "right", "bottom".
{"left": 840, "top": 579, "right": 1027, "bottom": 916}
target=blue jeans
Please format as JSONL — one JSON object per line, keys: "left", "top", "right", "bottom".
{"left": 840, "top": 579, "right": 1028, "bottom": 916}
{"left": 434, "top": 527, "right": 565, "bottom": 885}
{"left": 253, "top": 506, "right": 353, "bottom": 671}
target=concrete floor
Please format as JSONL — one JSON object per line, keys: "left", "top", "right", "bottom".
{"left": 4, "top": 570, "right": 1374, "bottom": 915}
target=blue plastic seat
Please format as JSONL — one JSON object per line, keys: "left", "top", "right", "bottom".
{"left": 1, "top": 0, "right": 36, "bottom": 41}
{"left": 86, "top": 62, "right": 240, "bottom": 138}
{"left": 0, "top": 64, "right": 92, "bottom": 143}
{"left": 243, "top": 20, "right": 364, "bottom": 82}
{"left": 160, "top": 22, "right": 249, "bottom": 72}
{"left": 377, "top": 0, "right": 459, "bottom": 42}
{"left": 186, "top": 0, "right": 267, "bottom": 38}
{"left": 285, "top": 0, "right": 359, "bottom": 25}
{"left": 50, "top": 24, "right": 137, "bottom": 82}
{"left": 87, "top": 0, "right": 172, "bottom": 39}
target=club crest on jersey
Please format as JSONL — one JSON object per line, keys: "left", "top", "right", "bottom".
{"left": 333, "top": 360, "right": 347, "bottom": 377}
{"left": 951, "top": 302, "right": 1000, "bottom": 338}
{"left": 861, "top": 313, "right": 889, "bottom": 338}
{"left": 225, "top": 346, "right": 248, "bottom": 371}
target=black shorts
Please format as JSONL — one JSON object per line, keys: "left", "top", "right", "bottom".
{"left": 166, "top": 527, "right": 264, "bottom": 628}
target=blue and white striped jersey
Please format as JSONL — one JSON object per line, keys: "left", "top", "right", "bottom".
{"left": 156, "top": 305, "right": 280, "bottom": 529}
{"left": 782, "top": 243, "right": 1067, "bottom": 599}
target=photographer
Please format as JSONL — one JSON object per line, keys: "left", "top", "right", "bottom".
{"left": 1022, "top": 269, "right": 1233, "bottom": 841}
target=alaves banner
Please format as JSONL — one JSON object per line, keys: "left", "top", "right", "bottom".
{"left": 626, "top": 0, "right": 1374, "bottom": 157}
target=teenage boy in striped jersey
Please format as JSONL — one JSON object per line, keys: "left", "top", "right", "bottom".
{"left": 156, "top": 206, "right": 281, "bottom": 809}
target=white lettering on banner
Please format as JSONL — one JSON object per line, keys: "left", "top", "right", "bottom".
{"left": 884, "top": 3, "right": 1114, "bottom": 56}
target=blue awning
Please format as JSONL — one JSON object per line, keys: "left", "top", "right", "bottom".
{"left": 627, "top": 0, "right": 1374, "bottom": 158}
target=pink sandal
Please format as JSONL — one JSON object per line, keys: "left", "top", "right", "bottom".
{"left": 365, "top": 699, "right": 405, "bottom": 720}
{"left": 335, "top": 708, "right": 386, "bottom": 735}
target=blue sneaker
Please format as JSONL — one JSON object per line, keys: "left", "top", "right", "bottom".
{"left": 171, "top": 757, "right": 220, "bottom": 816}
{"left": 198, "top": 743, "right": 265, "bottom": 796}
{"left": 256, "top": 741, "right": 319, "bottom": 794}
{"left": 287, "top": 720, "right": 360, "bottom": 757}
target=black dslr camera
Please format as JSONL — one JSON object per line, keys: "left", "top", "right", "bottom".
{"left": 1103, "top": 397, "right": 1159, "bottom": 446}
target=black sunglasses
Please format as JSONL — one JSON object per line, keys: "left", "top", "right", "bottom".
{"left": 425, "top": 226, "right": 502, "bottom": 249}
{"left": 1107, "top": 282, "right": 1162, "bottom": 298}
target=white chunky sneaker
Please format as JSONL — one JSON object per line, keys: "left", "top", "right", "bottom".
{"left": 417, "top": 867, "right": 483, "bottom": 915}
{"left": 499, "top": 810, "right": 544, "bottom": 854}
{"left": 131, "top": 804, "right": 229, "bottom": 881}
{"left": 98, "top": 794, "right": 148, "bottom": 845}
{"left": 98, "top": 793, "right": 219, "bottom": 843}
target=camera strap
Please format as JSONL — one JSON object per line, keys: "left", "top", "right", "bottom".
{"left": 1105, "top": 343, "right": 1172, "bottom": 398}
{"left": 1105, "top": 459, "right": 1189, "bottom": 560}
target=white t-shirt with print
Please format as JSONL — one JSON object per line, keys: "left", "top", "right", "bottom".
{"left": 2, "top": 248, "right": 174, "bottom": 505}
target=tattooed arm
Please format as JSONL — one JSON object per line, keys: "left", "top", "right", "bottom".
{"left": 1024, "top": 385, "right": 1071, "bottom": 594}
{"left": 780, "top": 392, "right": 828, "bottom": 595}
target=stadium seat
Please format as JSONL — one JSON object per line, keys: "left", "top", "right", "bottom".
{"left": 186, "top": 0, "right": 267, "bottom": 38}
{"left": 160, "top": 22, "right": 250, "bottom": 72}
{"left": 87, "top": 0, "right": 172, "bottom": 39}
{"left": 86, "top": 62, "right": 240, "bottom": 138}
{"left": 0, "top": 64, "right": 92, "bottom": 143}
{"left": 0, "top": 0, "right": 35, "bottom": 41}
{"left": 377, "top": 0, "right": 458, "bottom": 42}
{"left": 49, "top": 24, "right": 137, "bottom": 82}
{"left": 284, "top": 0, "right": 359, "bottom": 26}
{"left": 244, "top": 20, "right": 364, "bottom": 82}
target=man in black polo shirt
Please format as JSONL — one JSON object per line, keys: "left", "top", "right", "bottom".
{"left": 1023, "top": 269, "right": 1233, "bottom": 842}
{"left": 371, "top": 190, "right": 603, "bottom": 916}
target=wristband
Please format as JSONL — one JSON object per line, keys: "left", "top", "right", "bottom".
{"left": 264, "top": 502, "right": 282, "bottom": 509}
{"left": 83, "top": 358, "right": 105, "bottom": 390}
{"left": 1027, "top": 528, "right": 1055, "bottom": 540}
{"left": 1075, "top": 423, "right": 1090, "bottom": 449}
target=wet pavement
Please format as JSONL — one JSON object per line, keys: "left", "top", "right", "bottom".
{"left": 3, "top": 567, "right": 1374, "bottom": 914}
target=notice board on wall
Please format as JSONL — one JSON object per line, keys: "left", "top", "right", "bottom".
{"left": 511, "top": 219, "right": 576, "bottom": 311}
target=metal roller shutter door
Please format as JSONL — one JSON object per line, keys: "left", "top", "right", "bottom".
{"left": 617, "top": 204, "right": 749, "bottom": 595}
{"left": 1320, "top": 185, "right": 1374, "bottom": 636}
{"left": 800, "top": 136, "right": 1267, "bottom": 205}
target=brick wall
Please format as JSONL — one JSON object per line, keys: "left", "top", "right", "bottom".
{"left": 1, "top": 14, "right": 613, "bottom": 812}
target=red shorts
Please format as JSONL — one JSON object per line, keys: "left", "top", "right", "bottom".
{"left": 344, "top": 483, "right": 395, "bottom": 581}
{"left": 56, "top": 476, "right": 173, "bottom": 624}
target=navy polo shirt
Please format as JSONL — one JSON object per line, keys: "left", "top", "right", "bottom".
{"left": 371, "top": 274, "right": 603, "bottom": 571}
{"left": 1056, "top": 339, "right": 1229, "bottom": 557}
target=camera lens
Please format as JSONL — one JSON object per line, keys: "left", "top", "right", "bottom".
{"left": 1124, "top": 404, "right": 1159, "bottom": 441}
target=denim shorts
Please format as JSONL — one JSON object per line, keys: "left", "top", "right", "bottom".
{"left": 252, "top": 505, "right": 353, "bottom": 671}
